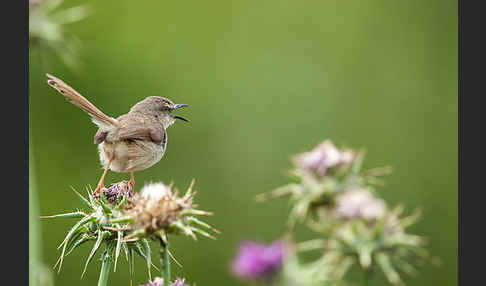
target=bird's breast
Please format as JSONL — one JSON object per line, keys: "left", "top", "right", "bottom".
{"left": 98, "top": 139, "right": 166, "bottom": 173}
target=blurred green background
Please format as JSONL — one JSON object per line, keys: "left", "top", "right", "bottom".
{"left": 29, "top": 0, "right": 457, "bottom": 285}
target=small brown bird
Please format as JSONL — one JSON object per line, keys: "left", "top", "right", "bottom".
{"left": 46, "top": 73, "right": 189, "bottom": 193}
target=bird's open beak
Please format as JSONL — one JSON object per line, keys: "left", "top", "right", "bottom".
{"left": 173, "top": 104, "right": 189, "bottom": 109}
{"left": 171, "top": 104, "right": 189, "bottom": 122}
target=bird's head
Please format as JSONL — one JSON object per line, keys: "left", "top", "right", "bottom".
{"left": 130, "top": 96, "right": 189, "bottom": 128}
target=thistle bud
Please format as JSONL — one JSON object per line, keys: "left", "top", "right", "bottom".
{"left": 293, "top": 140, "right": 356, "bottom": 177}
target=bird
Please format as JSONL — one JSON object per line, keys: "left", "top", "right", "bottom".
{"left": 46, "top": 73, "right": 189, "bottom": 194}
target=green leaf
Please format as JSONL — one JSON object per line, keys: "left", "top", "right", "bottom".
{"left": 98, "top": 193, "right": 112, "bottom": 216}
{"left": 54, "top": 234, "right": 95, "bottom": 269}
{"left": 180, "top": 209, "right": 213, "bottom": 217}
{"left": 57, "top": 213, "right": 96, "bottom": 272}
{"left": 108, "top": 216, "right": 134, "bottom": 224}
{"left": 131, "top": 242, "right": 147, "bottom": 261}
{"left": 128, "top": 247, "right": 135, "bottom": 282}
{"left": 190, "top": 226, "right": 216, "bottom": 240}
{"left": 116, "top": 192, "right": 129, "bottom": 210}
{"left": 113, "top": 230, "right": 123, "bottom": 272}
{"left": 254, "top": 184, "right": 295, "bottom": 202}
{"left": 295, "top": 239, "right": 325, "bottom": 252}
{"left": 66, "top": 234, "right": 95, "bottom": 257}
{"left": 123, "top": 229, "right": 146, "bottom": 241}
{"left": 169, "top": 221, "right": 196, "bottom": 240}
{"left": 376, "top": 253, "right": 402, "bottom": 285}
{"left": 358, "top": 246, "right": 373, "bottom": 269}
{"left": 399, "top": 209, "right": 422, "bottom": 229}
{"left": 141, "top": 239, "right": 152, "bottom": 280}
{"left": 351, "top": 150, "right": 365, "bottom": 174}
{"left": 122, "top": 242, "right": 129, "bottom": 261}
{"left": 81, "top": 230, "right": 109, "bottom": 278}
{"left": 61, "top": 228, "right": 84, "bottom": 254}
{"left": 332, "top": 256, "right": 354, "bottom": 280}
{"left": 394, "top": 257, "right": 418, "bottom": 277}
{"left": 40, "top": 211, "right": 86, "bottom": 219}
{"left": 69, "top": 186, "right": 91, "bottom": 207}
{"left": 187, "top": 217, "right": 221, "bottom": 234}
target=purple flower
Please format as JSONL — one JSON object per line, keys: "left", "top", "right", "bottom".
{"left": 170, "top": 278, "right": 189, "bottom": 286}
{"left": 293, "top": 140, "right": 354, "bottom": 177}
{"left": 140, "top": 277, "right": 164, "bottom": 286}
{"left": 231, "top": 240, "right": 285, "bottom": 280}
{"left": 140, "top": 277, "right": 188, "bottom": 286}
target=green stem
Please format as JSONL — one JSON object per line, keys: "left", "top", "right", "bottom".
{"left": 159, "top": 239, "right": 171, "bottom": 286}
{"left": 98, "top": 245, "right": 113, "bottom": 286}
{"left": 363, "top": 268, "right": 372, "bottom": 286}
{"left": 29, "top": 134, "right": 43, "bottom": 286}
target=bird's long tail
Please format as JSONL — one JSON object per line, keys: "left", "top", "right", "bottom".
{"left": 46, "top": 73, "right": 120, "bottom": 129}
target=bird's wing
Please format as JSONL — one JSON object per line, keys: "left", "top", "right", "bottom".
{"left": 112, "top": 115, "right": 166, "bottom": 145}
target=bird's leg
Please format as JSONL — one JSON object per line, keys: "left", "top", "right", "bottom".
{"left": 129, "top": 171, "right": 135, "bottom": 189}
{"left": 94, "top": 154, "right": 115, "bottom": 195}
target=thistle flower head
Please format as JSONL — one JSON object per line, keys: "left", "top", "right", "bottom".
{"left": 140, "top": 277, "right": 164, "bottom": 286}
{"left": 334, "top": 189, "right": 386, "bottom": 221}
{"left": 125, "top": 182, "right": 193, "bottom": 235}
{"left": 170, "top": 278, "right": 189, "bottom": 286}
{"left": 141, "top": 182, "right": 171, "bottom": 201}
{"left": 293, "top": 140, "right": 356, "bottom": 177}
{"left": 232, "top": 240, "right": 285, "bottom": 281}
{"left": 122, "top": 180, "right": 219, "bottom": 241}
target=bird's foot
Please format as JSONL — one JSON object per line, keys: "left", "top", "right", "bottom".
{"left": 129, "top": 172, "right": 135, "bottom": 190}
{"left": 94, "top": 183, "right": 104, "bottom": 196}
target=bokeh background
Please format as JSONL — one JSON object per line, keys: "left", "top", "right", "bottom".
{"left": 29, "top": 0, "right": 457, "bottom": 285}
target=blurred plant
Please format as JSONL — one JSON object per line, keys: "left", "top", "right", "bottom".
{"left": 140, "top": 277, "right": 190, "bottom": 286}
{"left": 30, "top": 142, "right": 54, "bottom": 286}
{"left": 41, "top": 179, "right": 219, "bottom": 286}
{"left": 231, "top": 240, "right": 285, "bottom": 284}
{"left": 255, "top": 139, "right": 437, "bottom": 286}
{"left": 29, "top": 0, "right": 90, "bottom": 71}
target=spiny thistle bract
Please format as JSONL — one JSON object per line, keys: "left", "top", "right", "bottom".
{"left": 41, "top": 179, "right": 219, "bottom": 283}
{"left": 256, "top": 139, "right": 436, "bottom": 285}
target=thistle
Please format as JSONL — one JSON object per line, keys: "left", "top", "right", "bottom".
{"left": 256, "top": 139, "right": 436, "bottom": 285}
{"left": 41, "top": 179, "right": 219, "bottom": 286}
{"left": 256, "top": 139, "right": 391, "bottom": 228}
{"left": 301, "top": 206, "right": 431, "bottom": 285}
